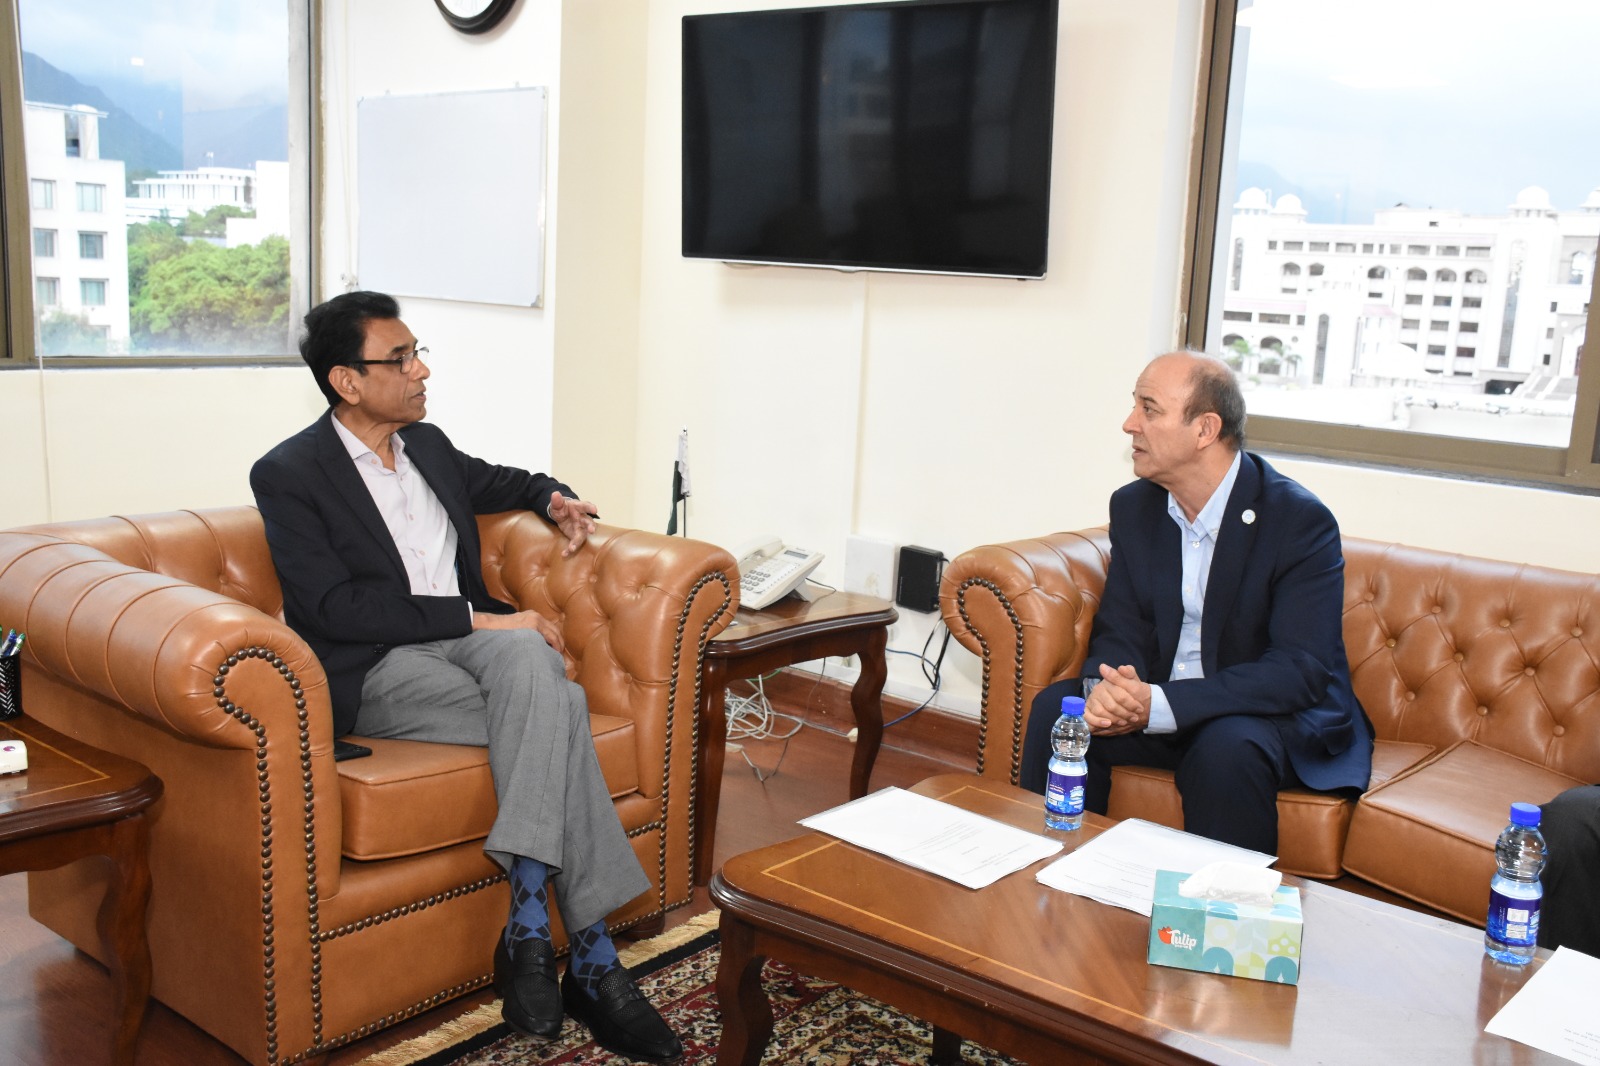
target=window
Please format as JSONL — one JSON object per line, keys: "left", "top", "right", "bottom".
{"left": 1260, "top": 313, "right": 1291, "bottom": 324}
{"left": 35, "top": 276, "right": 58, "bottom": 305}
{"left": 1336, "top": 242, "right": 1356, "bottom": 253}
{"left": 1295, "top": 315, "right": 1306, "bottom": 324}
{"left": 1283, "top": 241, "right": 1304, "bottom": 251}
{"left": 33, "top": 227, "right": 55, "bottom": 257}
{"left": 1267, "top": 240, "right": 1278, "bottom": 250}
{"left": 1222, "top": 310, "right": 1253, "bottom": 322}
{"left": 1367, "top": 266, "right": 1387, "bottom": 279}
{"left": 1308, "top": 263, "right": 1325, "bottom": 276}
{"left": 1309, "top": 241, "right": 1329, "bottom": 252}
{"left": 1457, "top": 347, "right": 1476, "bottom": 358}
{"left": 1282, "top": 262, "right": 1301, "bottom": 275}
{"left": 1187, "top": 0, "right": 1600, "bottom": 488}
{"left": 1428, "top": 345, "right": 1447, "bottom": 356}
{"left": 4, "top": 0, "right": 313, "bottom": 362}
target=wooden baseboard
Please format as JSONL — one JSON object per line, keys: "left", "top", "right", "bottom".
{"left": 754, "top": 669, "right": 979, "bottom": 773}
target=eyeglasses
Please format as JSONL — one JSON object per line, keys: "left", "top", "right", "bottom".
{"left": 356, "top": 346, "right": 428, "bottom": 373}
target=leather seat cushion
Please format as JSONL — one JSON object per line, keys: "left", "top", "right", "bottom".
{"left": 1342, "top": 740, "right": 1585, "bottom": 925}
{"left": 338, "top": 714, "right": 640, "bottom": 861}
{"left": 1106, "top": 739, "right": 1436, "bottom": 879}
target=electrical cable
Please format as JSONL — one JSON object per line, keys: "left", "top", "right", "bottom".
{"left": 724, "top": 669, "right": 803, "bottom": 782}
{"left": 884, "top": 621, "right": 953, "bottom": 728}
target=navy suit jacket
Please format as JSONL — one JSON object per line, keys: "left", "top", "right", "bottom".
{"left": 1083, "top": 451, "right": 1372, "bottom": 792}
{"left": 250, "top": 410, "right": 572, "bottom": 736}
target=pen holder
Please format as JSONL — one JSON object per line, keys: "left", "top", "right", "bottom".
{"left": 0, "top": 655, "right": 21, "bottom": 720}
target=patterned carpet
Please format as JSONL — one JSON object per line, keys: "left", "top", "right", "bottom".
{"left": 356, "top": 911, "right": 1025, "bottom": 1065}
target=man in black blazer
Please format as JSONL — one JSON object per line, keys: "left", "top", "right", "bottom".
{"left": 1023, "top": 351, "right": 1372, "bottom": 854}
{"left": 251, "top": 292, "right": 680, "bottom": 1062}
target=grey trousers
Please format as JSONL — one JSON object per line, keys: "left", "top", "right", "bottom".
{"left": 357, "top": 628, "right": 649, "bottom": 933}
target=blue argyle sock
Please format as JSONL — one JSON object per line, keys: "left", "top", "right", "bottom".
{"left": 506, "top": 857, "right": 551, "bottom": 948}
{"left": 567, "top": 919, "right": 621, "bottom": 996}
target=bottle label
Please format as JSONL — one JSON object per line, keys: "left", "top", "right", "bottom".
{"left": 1045, "top": 765, "right": 1086, "bottom": 816}
{"left": 1486, "top": 887, "right": 1541, "bottom": 946}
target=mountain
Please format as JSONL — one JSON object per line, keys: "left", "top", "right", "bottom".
{"left": 21, "top": 51, "right": 181, "bottom": 175}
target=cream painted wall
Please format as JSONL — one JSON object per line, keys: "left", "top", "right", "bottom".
{"left": 632, "top": 0, "right": 1207, "bottom": 712}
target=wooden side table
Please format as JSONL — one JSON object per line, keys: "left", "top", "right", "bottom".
{"left": 694, "top": 590, "right": 897, "bottom": 885}
{"left": 0, "top": 715, "right": 163, "bottom": 1066}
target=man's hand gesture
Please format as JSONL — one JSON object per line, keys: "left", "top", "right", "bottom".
{"left": 1084, "top": 663, "right": 1152, "bottom": 735}
{"left": 548, "top": 491, "right": 599, "bottom": 557}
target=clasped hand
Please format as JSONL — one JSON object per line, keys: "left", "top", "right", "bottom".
{"left": 1084, "top": 663, "right": 1152, "bottom": 735}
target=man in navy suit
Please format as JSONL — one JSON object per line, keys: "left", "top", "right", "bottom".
{"left": 1022, "top": 350, "right": 1372, "bottom": 853}
{"left": 251, "top": 292, "right": 681, "bottom": 1062}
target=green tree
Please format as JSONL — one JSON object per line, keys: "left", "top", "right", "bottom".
{"left": 177, "top": 204, "right": 253, "bottom": 239}
{"left": 127, "top": 220, "right": 187, "bottom": 298}
{"left": 132, "top": 235, "right": 290, "bottom": 353}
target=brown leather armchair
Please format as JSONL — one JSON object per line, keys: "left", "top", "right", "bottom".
{"left": 942, "top": 530, "right": 1600, "bottom": 919}
{"left": 0, "top": 507, "right": 736, "bottom": 1065}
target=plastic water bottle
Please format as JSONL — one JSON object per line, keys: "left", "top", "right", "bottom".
{"left": 1484, "top": 801, "right": 1546, "bottom": 965}
{"left": 1044, "top": 696, "right": 1091, "bottom": 831}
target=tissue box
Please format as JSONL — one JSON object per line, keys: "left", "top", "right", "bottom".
{"left": 1147, "top": 869, "right": 1302, "bottom": 985}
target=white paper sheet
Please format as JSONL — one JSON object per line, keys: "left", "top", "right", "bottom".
{"left": 798, "top": 787, "right": 1063, "bottom": 890}
{"left": 1486, "top": 947, "right": 1600, "bottom": 1064}
{"left": 1035, "top": 817, "right": 1276, "bottom": 916}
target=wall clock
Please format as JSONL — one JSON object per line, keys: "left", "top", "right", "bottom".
{"left": 434, "top": 0, "right": 518, "bottom": 34}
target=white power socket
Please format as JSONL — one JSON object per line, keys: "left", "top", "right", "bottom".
{"left": 844, "top": 536, "right": 898, "bottom": 600}
{"left": 846, "top": 728, "right": 858, "bottom": 743}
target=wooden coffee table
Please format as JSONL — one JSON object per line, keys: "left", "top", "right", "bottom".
{"left": 0, "top": 715, "right": 163, "bottom": 1066}
{"left": 695, "top": 590, "right": 896, "bottom": 885}
{"left": 711, "top": 773, "right": 1559, "bottom": 1065}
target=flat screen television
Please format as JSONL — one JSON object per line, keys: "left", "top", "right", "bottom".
{"left": 682, "top": 0, "right": 1059, "bottom": 279}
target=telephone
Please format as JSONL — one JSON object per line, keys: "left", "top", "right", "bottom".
{"left": 734, "top": 537, "right": 825, "bottom": 611}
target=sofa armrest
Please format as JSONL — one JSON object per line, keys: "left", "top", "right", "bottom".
{"left": 476, "top": 512, "right": 738, "bottom": 796}
{"left": 0, "top": 531, "right": 332, "bottom": 750}
{"left": 939, "top": 528, "right": 1111, "bottom": 784}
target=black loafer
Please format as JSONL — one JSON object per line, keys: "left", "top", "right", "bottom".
{"left": 493, "top": 933, "right": 562, "bottom": 1039}
{"left": 561, "top": 965, "right": 683, "bottom": 1062}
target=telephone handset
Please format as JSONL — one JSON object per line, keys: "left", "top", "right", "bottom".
{"left": 734, "top": 537, "right": 825, "bottom": 611}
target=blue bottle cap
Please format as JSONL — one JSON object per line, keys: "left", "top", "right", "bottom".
{"left": 1509, "top": 802, "right": 1541, "bottom": 827}
{"left": 1059, "top": 696, "right": 1085, "bottom": 717}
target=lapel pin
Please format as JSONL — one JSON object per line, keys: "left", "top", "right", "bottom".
{"left": 1242, "top": 509, "right": 1256, "bottom": 525}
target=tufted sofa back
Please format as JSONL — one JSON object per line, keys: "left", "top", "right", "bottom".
{"left": 1342, "top": 540, "right": 1600, "bottom": 783}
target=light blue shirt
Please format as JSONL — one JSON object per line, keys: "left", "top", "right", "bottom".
{"left": 1142, "top": 451, "right": 1242, "bottom": 733}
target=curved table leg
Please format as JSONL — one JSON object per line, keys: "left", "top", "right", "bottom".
{"left": 715, "top": 915, "right": 772, "bottom": 1066}
{"left": 696, "top": 659, "right": 732, "bottom": 886}
{"left": 97, "top": 814, "right": 153, "bottom": 1066}
{"left": 849, "top": 625, "right": 888, "bottom": 799}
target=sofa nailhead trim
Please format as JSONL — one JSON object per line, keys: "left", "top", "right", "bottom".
{"left": 215, "top": 645, "right": 320, "bottom": 1065}
{"left": 318, "top": 873, "right": 509, "bottom": 941}
{"left": 954, "top": 577, "right": 1026, "bottom": 784}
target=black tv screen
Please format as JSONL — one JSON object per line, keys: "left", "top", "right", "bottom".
{"left": 683, "top": 0, "right": 1059, "bottom": 278}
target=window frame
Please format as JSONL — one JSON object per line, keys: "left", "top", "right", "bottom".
{"left": 1182, "top": 0, "right": 1600, "bottom": 490}
{"left": 1, "top": 0, "right": 320, "bottom": 369}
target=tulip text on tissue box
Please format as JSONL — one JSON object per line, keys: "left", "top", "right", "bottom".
{"left": 1148, "top": 868, "right": 1302, "bottom": 985}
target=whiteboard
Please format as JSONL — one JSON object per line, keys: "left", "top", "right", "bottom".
{"left": 357, "top": 87, "right": 546, "bottom": 307}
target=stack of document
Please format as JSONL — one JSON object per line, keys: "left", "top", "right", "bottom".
{"left": 800, "top": 787, "right": 1063, "bottom": 890}
{"left": 1036, "top": 818, "right": 1276, "bottom": 916}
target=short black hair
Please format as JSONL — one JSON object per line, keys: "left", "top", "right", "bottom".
{"left": 299, "top": 291, "right": 401, "bottom": 406}
{"left": 1182, "top": 352, "right": 1248, "bottom": 449}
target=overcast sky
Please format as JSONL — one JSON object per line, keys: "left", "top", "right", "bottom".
{"left": 18, "top": 0, "right": 288, "bottom": 111}
{"left": 1233, "top": 0, "right": 1598, "bottom": 221}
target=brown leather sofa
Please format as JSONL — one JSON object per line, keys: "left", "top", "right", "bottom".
{"left": 942, "top": 529, "right": 1600, "bottom": 924}
{"left": 0, "top": 507, "right": 736, "bottom": 1065}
